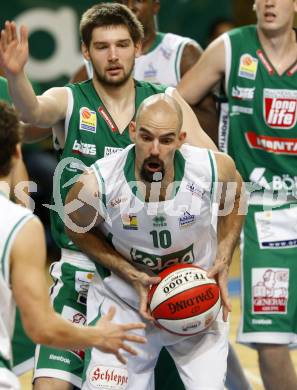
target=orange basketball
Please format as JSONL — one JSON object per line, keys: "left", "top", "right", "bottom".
{"left": 148, "top": 264, "right": 221, "bottom": 335}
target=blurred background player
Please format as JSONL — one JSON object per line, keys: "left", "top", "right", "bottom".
{"left": 178, "top": 1, "right": 297, "bottom": 389}
{"left": 0, "top": 100, "right": 146, "bottom": 390}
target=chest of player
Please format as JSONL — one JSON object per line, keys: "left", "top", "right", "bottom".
{"left": 101, "top": 178, "right": 214, "bottom": 272}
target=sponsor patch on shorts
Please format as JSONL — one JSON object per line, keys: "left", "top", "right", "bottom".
{"left": 88, "top": 365, "right": 128, "bottom": 389}
{"left": 252, "top": 268, "right": 289, "bottom": 314}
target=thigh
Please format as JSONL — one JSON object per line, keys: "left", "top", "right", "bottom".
{"left": 238, "top": 204, "right": 297, "bottom": 345}
{"left": 34, "top": 261, "right": 95, "bottom": 388}
{"left": 168, "top": 312, "right": 229, "bottom": 390}
{"left": 83, "top": 288, "right": 157, "bottom": 390}
{"left": 0, "top": 368, "right": 21, "bottom": 390}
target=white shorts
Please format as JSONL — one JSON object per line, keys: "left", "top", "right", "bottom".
{"left": 0, "top": 368, "right": 21, "bottom": 390}
{"left": 82, "top": 273, "right": 229, "bottom": 390}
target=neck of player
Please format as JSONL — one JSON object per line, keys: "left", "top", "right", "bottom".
{"left": 141, "top": 25, "right": 157, "bottom": 54}
{"left": 257, "top": 25, "right": 297, "bottom": 74}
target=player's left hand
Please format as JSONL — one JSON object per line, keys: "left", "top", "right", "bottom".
{"left": 207, "top": 256, "right": 232, "bottom": 322}
{"left": 130, "top": 271, "right": 161, "bottom": 321}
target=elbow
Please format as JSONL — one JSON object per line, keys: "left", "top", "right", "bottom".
{"left": 24, "top": 321, "right": 57, "bottom": 346}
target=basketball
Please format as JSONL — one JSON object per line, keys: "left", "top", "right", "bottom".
{"left": 148, "top": 264, "right": 221, "bottom": 335}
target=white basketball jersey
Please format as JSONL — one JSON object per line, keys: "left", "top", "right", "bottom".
{"left": 91, "top": 144, "right": 218, "bottom": 308}
{"left": 0, "top": 193, "right": 33, "bottom": 367}
{"left": 84, "top": 32, "right": 199, "bottom": 87}
{"left": 134, "top": 32, "right": 198, "bottom": 86}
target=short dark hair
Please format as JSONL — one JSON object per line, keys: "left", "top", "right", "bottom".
{"left": 0, "top": 101, "right": 21, "bottom": 177}
{"left": 80, "top": 3, "right": 144, "bottom": 48}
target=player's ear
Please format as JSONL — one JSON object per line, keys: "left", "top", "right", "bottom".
{"left": 178, "top": 131, "right": 187, "bottom": 145}
{"left": 135, "top": 40, "right": 142, "bottom": 58}
{"left": 81, "top": 41, "right": 90, "bottom": 61}
{"left": 129, "top": 121, "right": 137, "bottom": 142}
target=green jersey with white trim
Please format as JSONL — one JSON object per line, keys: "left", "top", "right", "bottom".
{"left": 0, "top": 193, "right": 33, "bottom": 367}
{"left": 134, "top": 32, "right": 199, "bottom": 86}
{"left": 91, "top": 144, "right": 218, "bottom": 308}
{"left": 223, "top": 26, "right": 297, "bottom": 196}
{"left": 50, "top": 80, "right": 167, "bottom": 250}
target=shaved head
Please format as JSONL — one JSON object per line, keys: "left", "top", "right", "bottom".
{"left": 135, "top": 93, "right": 183, "bottom": 134}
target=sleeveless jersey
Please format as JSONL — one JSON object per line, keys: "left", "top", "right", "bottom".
{"left": 0, "top": 76, "right": 11, "bottom": 102}
{"left": 84, "top": 33, "right": 199, "bottom": 87}
{"left": 0, "top": 193, "right": 33, "bottom": 368}
{"left": 134, "top": 32, "right": 198, "bottom": 86}
{"left": 223, "top": 26, "right": 297, "bottom": 198}
{"left": 91, "top": 144, "right": 218, "bottom": 308}
{"left": 51, "top": 80, "right": 167, "bottom": 250}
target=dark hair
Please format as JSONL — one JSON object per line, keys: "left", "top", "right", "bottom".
{"left": 0, "top": 101, "right": 21, "bottom": 177}
{"left": 80, "top": 3, "right": 144, "bottom": 48}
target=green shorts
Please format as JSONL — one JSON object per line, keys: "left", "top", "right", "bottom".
{"left": 34, "top": 250, "right": 95, "bottom": 388}
{"left": 237, "top": 203, "right": 297, "bottom": 345}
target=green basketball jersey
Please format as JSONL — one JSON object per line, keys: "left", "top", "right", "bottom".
{"left": 51, "top": 80, "right": 167, "bottom": 250}
{"left": 223, "top": 26, "right": 297, "bottom": 197}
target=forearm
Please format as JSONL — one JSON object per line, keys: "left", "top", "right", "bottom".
{"left": 67, "top": 227, "right": 142, "bottom": 283}
{"left": 6, "top": 70, "right": 41, "bottom": 124}
{"left": 217, "top": 197, "right": 244, "bottom": 264}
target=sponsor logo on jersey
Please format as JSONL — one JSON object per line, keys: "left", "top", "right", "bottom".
{"left": 238, "top": 54, "right": 258, "bottom": 80}
{"left": 218, "top": 102, "right": 229, "bottom": 153}
{"left": 61, "top": 306, "right": 87, "bottom": 360}
{"left": 130, "top": 244, "right": 194, "bottom": 272}
{"left": 232, "top": 105, "right": 253, "bottom": 115}
{"left": 245, "top": 132, "right": 297, "bottom": 155}
{"left": 252, "top": 268, "right": 289, "bottom": 314}
{"left": 143, "top": 63, "right": 157, "bottom": 80}
{"left": 109, "top": 196, "right": 128, "bottom": 208}
{"left": 160, "top": 46, "right": 173, "bottom": 60}
{"left": 49, "top": 354, "right": 71, "bottom": 365}
{"left": 72, "top": 140, "right": 97, "bottom": 156}
{"left": 75, "top": 271, "right": 94, "bottom": 305}
{"left": 179, "top": 211, "right": 196, "bottom": 228}
{"left": 153, "top": 215, "right": 167, "bottom": 227}
{"left": 256, "top": 49, "right": 274, "bottom": 75}
{"left": 186, "top": 182, "right": 205, "bottom": 198}
{"left": 122, "top": 214, "right": 138, "bottom": 230}
{"left": 232, "top": 86, "right": 255, "bottom": 100}
{"left": 79, "top": 107, "right": 97, "bottom": 133}
{"left": 98, "top": 106, "right": 117, "bottom": 132}
{"left": 263, "top": 89, "right": 297, "bottom": 129}
{"left": 104, "top": 146, "right": 123, "bottom": 157}
{"left": 88, "top": 365, "right": 128, "bottom": 389}
{"left": 249, "top": 168, "right": 297, "bottom": 193}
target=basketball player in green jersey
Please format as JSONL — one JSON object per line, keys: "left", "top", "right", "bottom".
{"left": 178, "top": 1, "right": 297, "bottom": 389}
{"left": 72, "top": 0, "right": 218, "bottom": 139}
{"left": 0, "top": 100, "right": 146, "bottom": 390}
{"left": 0, "top": 3, "right": 216, "bottom": 389}
{"left": 65, "top": 94, "right": 244, "bottom": 390}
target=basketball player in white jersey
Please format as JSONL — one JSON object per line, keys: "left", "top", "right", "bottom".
{"left": 0, "top": 101, "right": 148, "bottom": 390}
{"left": 65, "top": 94, "right": 245, "bottom": 389}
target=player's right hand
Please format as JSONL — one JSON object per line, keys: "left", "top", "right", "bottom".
{"left": 95, "top": 306, "right": 147, "bottom": 364}
{"left": 0, "top": 21, "right": 29, "bottom": 75}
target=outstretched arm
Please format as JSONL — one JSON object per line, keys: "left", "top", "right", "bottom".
{"left": 11, "top": 217, "right": 146, "bottom": 363}
{"left": 207, "top": 153, "right": 245, "bottom": 321}
{"left": 0, "top": 21, "right": 67, "bottom": 129}
{"left": 178, "top": 36, "right": 226, "bottom": 106}
{"left": 180, "top": 41, "right": 219, "bottom": 144}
